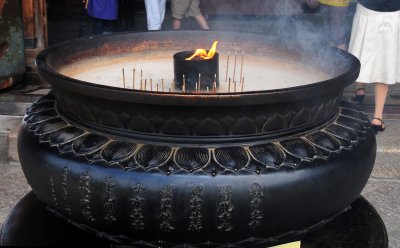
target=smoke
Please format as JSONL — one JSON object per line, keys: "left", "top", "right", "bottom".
{"left": 205, "top": 1, "right": 326, "bottom": 50}
{"left": 202, "top": 0, "right": 354, "bottom": 75}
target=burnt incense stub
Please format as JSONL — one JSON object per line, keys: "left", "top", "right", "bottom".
{"left": 173, "top": 51, "right": 219, "bottom": 91}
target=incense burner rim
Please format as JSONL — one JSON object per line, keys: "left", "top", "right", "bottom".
{"left": 35, "top": 31, "right": 360, "bottom": 107}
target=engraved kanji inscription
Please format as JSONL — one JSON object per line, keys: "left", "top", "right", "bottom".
{"left": 130, "top": 183, "right": 145, "bottom": 230}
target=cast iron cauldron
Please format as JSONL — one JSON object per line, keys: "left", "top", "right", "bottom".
{"left": 18, "top": 31, "right": 375, "bottom": 247}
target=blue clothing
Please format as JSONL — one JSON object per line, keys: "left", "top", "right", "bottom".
{"left": 87, "top": 0, "right": 118, "bottom": 20}
{"left": 359, "top": 0, "right": 400, "bottom": 12}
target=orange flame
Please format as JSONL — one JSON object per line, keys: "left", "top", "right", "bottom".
{"left": 186, "top": 41, "right": 219, "bottom": 61}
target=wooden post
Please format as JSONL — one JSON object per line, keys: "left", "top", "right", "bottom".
{"left": 37, "top": 0, "right": 48, "bottom": 48}
{"left": 22, "top": 0, "right": 36, "bottom": 48}
{"left": 22, "top": 0, "right": 48, "bottom": 69}
{"left": 0, "top": 0, "right": 6, "bottom": 17}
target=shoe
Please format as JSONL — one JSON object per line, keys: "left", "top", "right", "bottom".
{"left": 352, "top": 88, "right": 365, "bottom": 104}
{"left": 371, "top": 118, "right": 385, "bottom": 134}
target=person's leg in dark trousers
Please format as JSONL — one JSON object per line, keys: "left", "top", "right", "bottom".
{"left": 79, "top": 7, "right": 89, "bottom": 37}
{"left": 117, "top": 0, "right": 136, "bottom": 32}
{"left": 92, "top": 17, "right": 104, "bottom": 35}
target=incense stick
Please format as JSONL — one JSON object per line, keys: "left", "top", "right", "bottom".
{"left": 233, "top": 51, "right": 237, "bottom": 84}
{"left": 150, "top": 79, "right": 153, "bottom": 91}
{"left": 225, "top": 52, "right": 230, "bottom": 82}
{"left": 122, "top": 68, "right": 126, "bottom": 88}
{"left": 132, "top": 68, "right": 135, "bottom": 90}
{"left": 198, "top": 73, "right": 201, "bottom": 91}
{"left": 239, "top": 51, "right": 244, "bottom": 85}
{"left": 183, "top": 74, "right": 186, "bottom": 92}
{"left": 213, "top": 74, "right": 217, "bottom": 93}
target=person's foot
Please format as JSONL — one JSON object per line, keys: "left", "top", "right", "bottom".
{"left": 352, "top": 88, "right": 366, "bottom": 104}
{"left": 371, "top": 118, "right": 386, "bottom": 134}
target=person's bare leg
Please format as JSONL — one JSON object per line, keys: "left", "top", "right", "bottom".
{"left": 172, "top": 18, "right": 182, "bottom": 29}
{"left": 194, "top": 15, "right": 209, "bottom": 29}
{"left": 372, "top": 83, "right": 389, "bottom": 126}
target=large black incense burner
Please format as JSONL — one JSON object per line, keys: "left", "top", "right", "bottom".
{"left": 18, "top": 31, "right": 376, "bottom": 247}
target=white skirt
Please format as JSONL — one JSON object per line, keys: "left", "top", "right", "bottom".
{"left": 348, "top": 3, "right": 400, "bottom": 85}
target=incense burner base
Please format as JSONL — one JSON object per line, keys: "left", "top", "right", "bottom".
{"left": 16, "top": 94, "right": 377, "bottom": 245}
{"left": 0, "top": 192, "right": 388, "bottom": 248}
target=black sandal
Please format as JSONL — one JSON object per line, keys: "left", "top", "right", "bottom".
{"left": 371, "top": 118, "right": 385, "bottom": 134}
{"left": 352, "top": 88, "right": 365, "bottom": 104}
